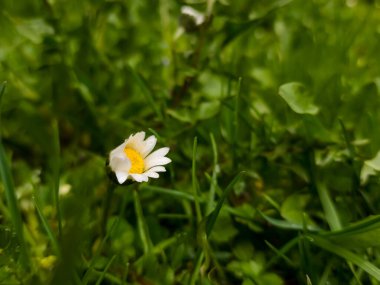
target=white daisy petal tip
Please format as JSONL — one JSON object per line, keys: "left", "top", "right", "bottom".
{"left": 115, "top": 171, "right": 128, "bottom": 184}
{"left": 108, "top": 132, "right": 171, "bottom": 185}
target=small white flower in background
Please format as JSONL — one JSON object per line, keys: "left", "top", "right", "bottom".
{"left": 181, "top": 6, "right": 205, "bottom": 26}
{"left": 59, "top": 184, "right": 72, "bottom": 196}
{"left": 109, "top": 132, "right": 171, "bottom": 184}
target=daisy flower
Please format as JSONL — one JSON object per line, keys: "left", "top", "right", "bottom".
{"left": 109, "top": 132, "right": 171, "bottom": 184}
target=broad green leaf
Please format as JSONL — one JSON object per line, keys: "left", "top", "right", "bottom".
{"left": 364, "top": 151, "right": 380, "bottom": 171}
{"left": 196, "top": 101, "right": 220, "bottom": 120}
{"left": 233, "top": 241, "right": 255, "bottom": 261}
{"left": 13, "top": 18, "right": 54, "bottom": 44}
{"left": 280, "top": 194, "right": 314, "bottom": 225}
{"left": 279, "top": 82, "right": 319, "bottom": 115}
{"left": 210, "top": 209, "right": 238, "bottom": 243}
{"left": 301, "top": 115, "right": 333, "bottom": 142}
{"left": 167, "top": 108, "right": 194, "bottom": 123}
{"left": 259, "top": 273, "right": 284, "bottom": 285}
{"left": 360, "top": 163, "right": 377, "bottom": 184}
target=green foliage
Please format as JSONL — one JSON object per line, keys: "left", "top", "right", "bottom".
{"left": 1, "top": 0, "right": 380, "bottom": 284}
{"left": 279, "top": 82, "right": 319, "bottom": 115}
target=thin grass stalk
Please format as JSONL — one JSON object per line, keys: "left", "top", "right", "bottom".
{"left": 189, "top": 251, "right": 205, "bottom": 285}
{"left": 192, "top": 137, "right": 202, "bottom": 223}
{"left": 206, "top": 133, "right": 218, "bottom": 215}
{"left": 101, "top": 182, "right": 116, "bottom": 236}
{"left": 51, "top": 119, "right": 62, "bottom": 238}
{"left": 33, "top": 196, "right": 60, "bottom": 256}
{"left": 128, "top": 66, "right": 163, "bottom": 121}
{"left": 141, "top": 185, "right": 195, "bottom": 201}
{"left": 265, "top": 237, "right": 299, "bottom": 270}
{"left": 205, "top": 171, "right": 245, "bottom": 237}
{"left": 95, "top": 255, "right": 117, "bottom": 285}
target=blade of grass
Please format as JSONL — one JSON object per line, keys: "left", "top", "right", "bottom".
{"left": 339, "top": 119, "right": 370, "bottom": 216}
{"left": 221, "top": 0, "right": 293, "bottom": 47}
{"left": 307, "top": 140, "right": 363, "bottom": 280}
{"left": 83, "top": 189, "right": 129, "bottom": 285}
{"left": 307, "top": 149, "right": 341, "bottom": 231}
{"left": 51, "top": 119, "right": 62, "bottom": 238}
{"left": 190, "top": 251, "right": 205, "bottom": 285}
{"left": 33, "top": 196, "right": 60, "bottom": 256}
{"left": 322, "top": 215, "right": 380, "bottom": 237}
{"left": 258, "top": 210, "right": 321, "bottom": 232}
{"left": 101, "top": 182, "right": 116, "bottom": 237}
{"left": 89, "top": 270, "right": 123, "bottom": 285}
{"left": 127, "top": 66, "right": 163, "bottom": 121}
{"left": 158, "top": 213, "right": 190, "bottom": 220}
{"left": 206, "top": 171, "right": 245, "bottom": 237}
{"left": 190, "top": 172, "right": 245, "bottom": 285}
{"left": 262, "top": 193, "right": 281, "bottom": 211}
{"left": 318, "top": 260, "right": 333, "bottom": 285}
{"left": 317, "top": 183, "right": 341, "bottom": 231}
{"left": 95, "top": 255, "right": 117, "bottom": 285}
{"left": 82, "top": 221, "right": 119, "bottom": 285}
{"left": 0, "top": 144, "right": 28, "bottom": 267}
{"left": 265, "top": 237, "right": 299, "bottom": 269}
{"left": 0, "top": 82, "right": 29, "bottom": 268}
{"left": 308, "top": 234, "right": 380, "bottom": 281}
{"left": 152, "top": 236, "right": 177, "bottom": 255}
{"left": 299, "top": 233, "right": 318, "bottom": 284}
{"left": 140, "top": 185, "right": 196, "bottom": 201}
{"left": 192, "top": 137, "right": 202, "bottom": 224}
{"left": 265, "top": 239, "right": 297, "bottom": 268}
{"left": 206, "top": 133, "right": 218, "bottom": 215}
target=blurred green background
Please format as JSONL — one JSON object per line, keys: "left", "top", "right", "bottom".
{"left": 1, "top": 0, "right": 380, "bottom": 284}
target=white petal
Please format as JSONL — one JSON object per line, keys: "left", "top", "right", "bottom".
{"left": 110, "top": 141, "right": 127, "bottom": 157}
{"left": 145, "top": 157, "right": 172, "bottom": 170}
{"left": 126, "top": 132, "right": 146, "bottom": 146}
{"left": 115, "top": 172, "right": 128, "bottom": 184}
{"left": 109, "top": 155, "right": 131, "bottom": 173}
{"left": 141, "top": 135, "right": 157, "bottom": 158}
{"left": 144, "top": 147, "right": 170, "bottom": 165}
{"left": 130, "top": 173, "right": 149, "bottom": 182}
{"left": 147, "top": 166, "right": 166, "bottom": 172}
{"left": 145, "top": 171, "right": 159, "bottom": 178}
{"left": 125, "top": 132, "right": 146, "bottom": 154}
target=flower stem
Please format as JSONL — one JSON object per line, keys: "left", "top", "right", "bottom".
{"left": 133, "top": 188, "right": 152, "bottom": 255}
{"left": 101, "top": 182, "right": 115, "bottom": 236}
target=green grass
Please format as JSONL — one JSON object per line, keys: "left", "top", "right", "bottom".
{"left": 1, "top": 0, "right": 380, "bottom": 284}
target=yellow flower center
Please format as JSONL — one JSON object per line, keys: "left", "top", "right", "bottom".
{"left": 124, "top": 147, "right": 144, "bottom": 174}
